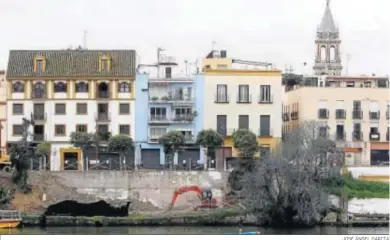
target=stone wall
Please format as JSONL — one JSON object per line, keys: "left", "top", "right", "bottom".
{"left": 46, "top": 171, "right": 229, "bottom": 209}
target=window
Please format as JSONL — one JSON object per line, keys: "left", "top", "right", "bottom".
{"left": 101, "top": 59, "right": 108, "bottom": 72}
{"left": 76, "top": 124, "right": 87, "bottom": 133}
{"left": 13, "top": 82, "right": 24, "bottom": 93}
{"left": 260, "top": 115, "right": 271, "bottom": 136}
{"left": 33, "top": 82, "right": 45, "bottom": 98}
{"left": 216, "top": 115, "right": 227, "bottom": 136}
{"left": 318, "top": 126, "right": 328, "bottom": 138}
{"left": 150, "top": 107, "right": 167, "bottom": 120}
{"left": 13, "top": 125, "right": 23, "bottom": 136}
{"left": 259, "top": 85, "right": 271, "bottom": 103}
{"left": 118, "top": 82, "right": 130, "bottom": 93}
{"left": 12, "top": 104, "right": 23, "bottom": 115}
{"left": 186, "top": 87, "right": 192, "bottom": 100}
{"left": 75, "top": 82, "right": 89, "bottom": 93}
{"left": 175, "top": 108, "right": 191, "bottom": 117}
{"left": 238, "top": 115, "right": 249, "bottom": 129}
{"left": 336, "top": 125, "right": 345, "bottom": 140}
{"left": 36, "top": 60, "right": 43, "bottom": 72}
{"left": 76, "top": 103, "right": 87, "bottom": 115}
{"left": 238, "top": 85, "right": 250, "bottom": 103}
{"left": 55, "top": 103, "right": 66, "bottom": 115}
{"left": 119, "top": 125, "right": 130, "bottom": 135}
{"left": 54, "top": 82, "right": 67, "bottom": 93}
{"left": 150, "top": 127, "right": 167, "bottom": 138}
{"left": 165, "top": 67, "right": 172, "bottom": 78}
{"left": 346, "top": 81, "right": 355, "bottom": 87}
{"left": 54, "top": 124, "right": 66, "bottom": 136}
{"left": 353, "top": 100, "right": 361, "bottom": 110}
{"left": 119, "top": 103, "right": 130, "bottom": 114}
{"left": 216, "top": 84, "right": 228, "bottom": 103}
{"left": 364, "top": 81, "right": 372, "bottom": 88}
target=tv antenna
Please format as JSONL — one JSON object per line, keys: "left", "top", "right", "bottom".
{"left": 83, "top": 30, "right": 88, "bottom": 49}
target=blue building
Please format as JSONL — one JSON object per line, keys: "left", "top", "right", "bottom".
{"left": 134, "top": 55, "right": 204, "bottom": 169}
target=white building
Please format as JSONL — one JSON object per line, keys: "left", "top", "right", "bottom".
{"left": 6, "top": 49, "right": 136, "bottom": 171}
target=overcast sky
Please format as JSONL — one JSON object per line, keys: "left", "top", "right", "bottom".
{"left": 1, "top": 0, "right": 389, "bottom": 76}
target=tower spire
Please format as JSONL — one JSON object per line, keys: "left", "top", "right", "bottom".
{"left": 326, "top": 0, "right": 330, "bottom": 7}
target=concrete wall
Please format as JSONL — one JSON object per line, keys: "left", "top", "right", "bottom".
{"left": 344, "top": 167, "right": 390, "bottom": 182}
{"left": 48, "top": 171, "right": 229, "bottom": 209}
{"left": 330, "top": 195, "right": 389, "bottom": 214}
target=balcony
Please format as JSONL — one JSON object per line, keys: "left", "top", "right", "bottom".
{"left": 149, "top": 95, "right": 194, "bottom": 105}
{"left": 387, "top": 132, "right": 389, "bottom": 141}
{"left": 318, "top": 109, "right": 329, "bottom": 119}
{"left": 369, "top": 132, "right": 380, "bottom": 141}
{"left": 258, "top": 128, "right": 273, "bottom": 137}
{"left": 291, "top": 111, "right": 299, "bottom": 120}
{"left": 148, "top": 135, "right": 161, "bottom": 143}
{"left": 33, "top": 134, "right": 46, "bottom": 141}
{"left": 387, "top": 111, "right": 389, "bottom": 120}
{"left": 173, "top": 115, "right": 195, "bottom": 122}
{"left": 352, "top": 131, "right": 363, "bottom": 141}
{"left": 214, "top": 94, "right": 229, "bottom": 103}
{"left": 95, "top": 113, "right": 111, "bottom": 122}
{"left": 96, "top": 91, "right": 110, "bottom": 99}
{"left": 258, "top": 94, "right": 274, "bottom": 104}
{"left": 282, "top": 113, "right": 289, "bottom": 122}
{"left": 236, "top": 94, "right": 252, "bottom": 104}
{"left": 149, "top": 115, "right": 169, "bottom": 123}
{"left": 31, "top": 91, "right": 47, "bottom": 99}
{"left": 33, "top": 113, "right": 47, "bottom": 121}
{"left": 335, "top": 109, "right": 346, "bottom": 119}
{"left": 369, "top": 111, "right": 380, "bottom": 120}
{"left": 335, "top": 132, "right": 346, "bottom": 141}
{"left": 352, "top": 110, "right": 363, "bottom": 120}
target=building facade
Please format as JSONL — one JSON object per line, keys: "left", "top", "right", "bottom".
{"left": 134, "top": 55, "right": 202, "bottom": 169}
{"left": 200, "top": 50, "right": 283, "bottom": 169}
{"left": 0, "top": 70, "right": 6, "bottom": 155}
{"left": 6, "top": 49, "right": 136, "bottom": 171}
{"left": 283, "top": 75, "right": 390, "bottom": 166}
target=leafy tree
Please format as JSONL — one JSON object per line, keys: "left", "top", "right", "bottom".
{"left": 9, "top": 115, "right": 35, "bottom": 193}
{"left": 159, "top": 131, "right": 185, "bottom": 169}
{"left": 0, "top": 188, "right": 12, "bottom": 206}
{"left": 195, "top": 129, "right": 224, "bottom": 170}
{"left": 238, "top": 121, "right": 344, "bottom": 227}
{"left": 231, "top": 129, "right": 259, "bottom": 159}
{"left": 70, "top": 132, "right": 96, "bottom": 170}
{"left": 35, "top": 142, "right": 50, "bottom": 170}
{"left": 108, "top": 134, "right": 134, "bottom": 170}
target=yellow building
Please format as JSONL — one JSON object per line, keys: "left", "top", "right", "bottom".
{"left": 201, "top": 49, "right": 282, "bottom": 167}
{"left": 6, "top": 49, "right": 136, "bottom": 170}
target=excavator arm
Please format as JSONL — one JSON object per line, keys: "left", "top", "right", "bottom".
{"left": 168, "top": 186, "right": 203, "bottom": 210}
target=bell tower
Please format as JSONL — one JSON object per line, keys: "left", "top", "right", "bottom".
{"left": 313, "top": 0, "right": 343, "bottom": 76}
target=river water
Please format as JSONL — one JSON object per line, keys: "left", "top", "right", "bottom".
{"left": 1, "top": 226, "right": 389, "bottom": 235}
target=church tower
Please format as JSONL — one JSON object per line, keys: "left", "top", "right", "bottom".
{"left": 313, "top": 0, "right": 343, "bottom": 76}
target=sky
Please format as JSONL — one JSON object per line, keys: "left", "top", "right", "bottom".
{"left": 0, "top": 0, "right": 389, "bottom": 76}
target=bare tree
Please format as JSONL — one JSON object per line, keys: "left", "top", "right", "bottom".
{"left": 236, "top": 121, "right": 343, "bottom": 227}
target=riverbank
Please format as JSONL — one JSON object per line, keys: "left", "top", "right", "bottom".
{"left": 20, "top": 209, "right": 389, "bottom": 228}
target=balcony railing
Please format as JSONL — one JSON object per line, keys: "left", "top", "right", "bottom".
{"left": 369, "top": 111, "right": 380, "bottom": 120}
{"left": 173, "top": 115, "right": 194, "bottom": 122}
{"left": 149, "top": 95, "right": 194, "bottom": 102}
{"left": 149, "top": 115, "right": 168, "bottom": 121}
{"left": 258, "top": 94, "right": 274, "bottom": 104}
{"left": 291, "top": 111, "right": 299, "bottom": 120}
{"left": 335, "top": 132, "right": 346, "bottom": 141}
{"left": 33, "top": 134, "right": 46, "bottom": 141}
{"left": 387, "top": 132, "right": 389, "bottom": 141}
{"left": 96, "top": 91, "right": 110, "bottom": 99}
{"left": 369, "top": 132, "right": 380, "bottom": 141}
{"left": 31, "top": 91, "right": 47, "bottom": 99}
{"left": 335, "top": 109, "right": 346, "bottom": 119}
{"left": 33, "top": 112, "right": 47, "bottom": 121}
{"left": 95, "top": 113, "right": 111, "bottom": 121}
{"left": 352, "top": 110, "right": 363, "bottom": 120}
{"left": 236, "top": 94, "right": 252, "bottom": 103}
{"left": 214, "top": 94, "right": 229, "bottom": 103}
{"left": 258, "top": 128, "right": 273, "bottom": 137}
{"left": 318, "top": 109, "right": 329, "bottom": 119}
{"left": 352, "top": 131, "right": 363, "bottom": 141}
{"left": 387, "top": 111, "right": 390, "bottom": 120}
{"left": 282, "top": 113, "right": 290, "bottom": 121}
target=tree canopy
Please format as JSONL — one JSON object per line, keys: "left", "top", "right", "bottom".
{"left": 36, "top": 142, "right": 50, "bottom": 156}
{"left": 159, "top": 131, "right": 185, "bottom": 168}
{"left": 108, "top": 134, "right": 134, "bottom": 154}
{"left": 231, "top": 129, "right": 259, "bottom": 159}
{"left": 69, "top": 132, "right": 96, "bottom": 150}
{"left": 195, "top": 129, "right": 224, "bottom": 150}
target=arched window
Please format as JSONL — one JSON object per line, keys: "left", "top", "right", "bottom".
{"left": 76, "top": 82, "right": 89, "bottom": 93}
{"left": 118, "top": 82, "right": 130, "bottom": 93}
{"left": 329, "top": 46, "right": 336, "bottom": 61}
{"left": 13, "top": 82, "right": 24, "bottom": 93}
{"left": 97, "top": 82, "right": 109, "bottom": 98}
{"left": 33, "top": 82, "right": 45, "bottom": 98}
{"left": 320, "top": 46, "right": 326, "bottom": 61}
{"left": 54, "top": 82, "right": 67, "bottom": 93}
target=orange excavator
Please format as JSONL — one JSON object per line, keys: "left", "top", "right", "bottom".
{"left": 168, "top": 186, "right": 218, "bottom": 210}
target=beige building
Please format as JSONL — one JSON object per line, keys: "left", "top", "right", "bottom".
{"left": 283, "top": 75, "right": 390, "bottom": 166}
{"left": 0, "top": 70, "right": 6, "bottom": 154}
{"left": 201, "top": 49, "right": 282, "bottom": 164}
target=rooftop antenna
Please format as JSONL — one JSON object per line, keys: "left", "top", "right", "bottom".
{"left": 157, "top": 47, "right": 164, "bottom": 78}
{"left": 83, "top": 30, "right": 87, "bottom": 49}
{"left": 184, "top": 59, "right": 188, "bottom": 76}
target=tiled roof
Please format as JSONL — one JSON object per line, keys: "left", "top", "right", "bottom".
{"left": 6, "top": 49, "right": 136, "bottom": 78}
